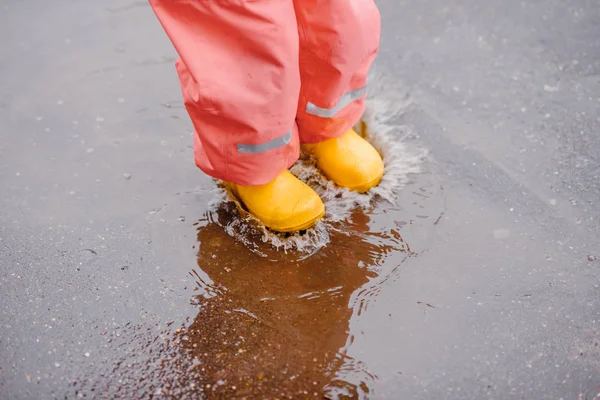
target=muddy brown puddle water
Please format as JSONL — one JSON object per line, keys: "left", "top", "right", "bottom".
{"left": 72, "top": 160, "right": 443, "bottom": 399}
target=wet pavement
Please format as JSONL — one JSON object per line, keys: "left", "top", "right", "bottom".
{"left": 1, "top": 0, "right": 599, "bottom": 399}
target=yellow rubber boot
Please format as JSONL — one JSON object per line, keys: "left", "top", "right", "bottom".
{"left": 303, "top": 129, "right": 384, "bottom": 193}
{"left": 229, "top": 170, "right": 325, "bottom": 233}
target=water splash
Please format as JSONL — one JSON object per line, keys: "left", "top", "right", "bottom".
{"left": 203, "top": 185, "right": 329, "bottom": 261}
{"left": 209, "top": 88, "right": 426, "bottom": 259}
{"left": 291, "top": 97, "right": 426, "bottom": 222}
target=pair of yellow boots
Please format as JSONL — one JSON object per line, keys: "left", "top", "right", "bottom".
{"left": 229, "top": 129, "right": 384, "bottom": 233}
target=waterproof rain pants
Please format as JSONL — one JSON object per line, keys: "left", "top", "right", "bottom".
{"left": 150, "top": 0, "right": 380, "bottom": 186}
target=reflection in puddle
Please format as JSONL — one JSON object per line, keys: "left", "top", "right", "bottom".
{"left": 179, "top": 205, "right": 411, "bottom": 399}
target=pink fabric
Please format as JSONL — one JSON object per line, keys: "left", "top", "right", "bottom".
{"left": 150, "top": 0, "right": 380, "bottom": 185}
{"left": 294, "top": 0, "right": 380, "bottom": 143}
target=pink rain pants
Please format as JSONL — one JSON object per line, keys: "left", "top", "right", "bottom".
{"left": 150, "top": 0, "right": 380, "bottom": 186}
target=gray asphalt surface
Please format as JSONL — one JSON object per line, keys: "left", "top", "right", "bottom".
{"left": 1, "top": 0, "right": 599, "bottom": 399}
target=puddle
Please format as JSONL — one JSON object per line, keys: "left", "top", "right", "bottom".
{"left": 74, "top": 178, "right": 443, "bottom": 399}
{"left": 182, "top": 214, "right": 403, "bottom": 399}
{"left": 72, "top": 94, "right": 445, "bottom": 399}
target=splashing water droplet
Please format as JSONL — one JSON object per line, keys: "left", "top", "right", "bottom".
{"left": 207, "top": 96, "right": 425, "bottom": 258}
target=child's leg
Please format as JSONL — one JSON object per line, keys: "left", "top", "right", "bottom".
{"left": 150, "top": 1, "right": 301, "bottom": 186}
{"left": 293, "top": 0, "right": 380, "bottom": 144}
{"left": 293, "top": 0, "right": 384, "bottom": 193}
{"left": 150, "top": 1, "right": 325, "bottom": 232}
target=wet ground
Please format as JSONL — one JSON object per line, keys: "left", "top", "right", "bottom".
{"left": 1, "top": 0, "right": 599, "bottom": 399}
